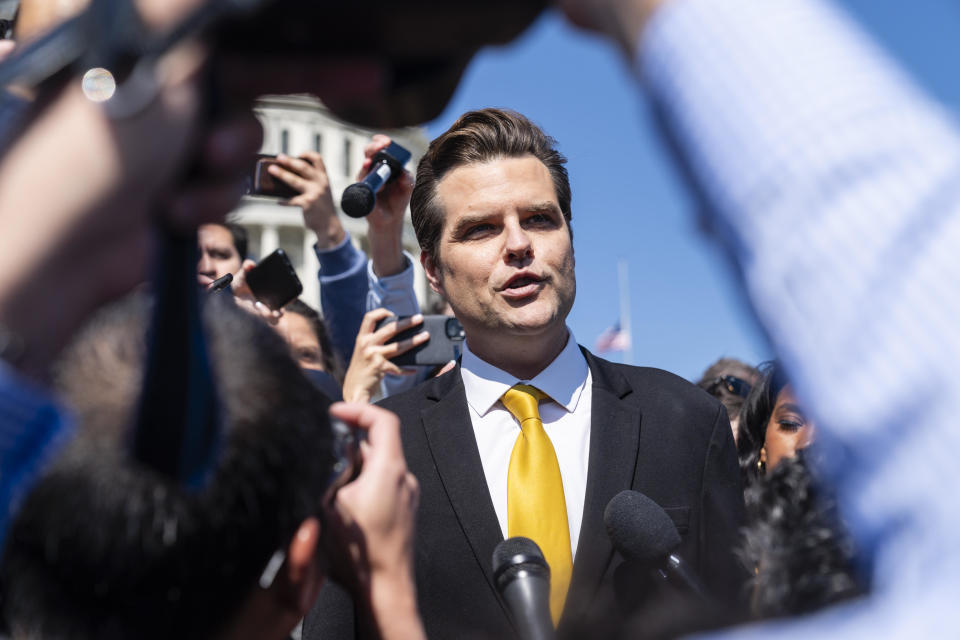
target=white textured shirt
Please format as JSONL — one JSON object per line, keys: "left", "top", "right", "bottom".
{"left": 641, "top": 0, "right": 960, "bottom": 635}
{"left": 460, "top": 330, "right": 592, "bottom": 558}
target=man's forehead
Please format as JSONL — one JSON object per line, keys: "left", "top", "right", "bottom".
{"left": 198, "top": 224, "right": 235, "bottom": 246}
{"left": 435, "top": 156, "right": 559, "bottom": 218}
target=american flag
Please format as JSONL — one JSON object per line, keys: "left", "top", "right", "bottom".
{"left": 594, "top": 322, "right": 631, "bottom": 354}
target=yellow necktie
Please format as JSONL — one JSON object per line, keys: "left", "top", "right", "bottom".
{"left": 502, "top": 384, "right": 572, "bottom": 625}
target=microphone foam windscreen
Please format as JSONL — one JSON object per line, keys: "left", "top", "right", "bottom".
{"left": 493, "top": 536, "right": 547, "bottom": 573}
{"left": 341, "top": 183, "right": 376, "bottom": 218}
{"left": 603, "top": 490, "right": 681, "bottom": 564}
{"left": 492, "top": 536, "right": 549, "bottom": 585}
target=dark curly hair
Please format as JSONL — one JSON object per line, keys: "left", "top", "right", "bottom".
{"left": 739, "top": 451, "right": 863, "bottom": 618}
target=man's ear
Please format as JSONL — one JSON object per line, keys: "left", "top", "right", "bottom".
{"left": 421, "top": 251, "right": 444, "bottom": 297}
{"left": 282, "top": 517, "right": 325, "bottom": 616}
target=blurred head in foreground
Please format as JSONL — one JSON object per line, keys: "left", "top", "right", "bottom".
{"left": 1, "top": 294, "right": 337, "bottom": 640}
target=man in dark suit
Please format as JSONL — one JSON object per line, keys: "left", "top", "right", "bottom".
{"left": 305, "top": 108, "right": 745, "bottom": 639}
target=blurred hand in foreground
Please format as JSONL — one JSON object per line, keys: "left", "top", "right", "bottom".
{"left": 324, "top": 401, "right": 426, "bottom": 640}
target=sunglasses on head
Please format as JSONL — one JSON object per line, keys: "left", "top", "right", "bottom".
{"left": 709, "top": 375, "right": 752, "bottom": 399}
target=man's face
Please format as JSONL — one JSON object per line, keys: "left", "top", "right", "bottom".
{"left": 197, "top": 224, "right": 243, "bottom": 287}
{"left": 423, "top": 155, "right": 575, "bottom": 351}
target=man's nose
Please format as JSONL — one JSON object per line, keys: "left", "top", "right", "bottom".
{"left": 504, "top": 223, "right": 533, "bottom": 261}
{"left": 197, "top": 252, "right": 214, "bottom": 275}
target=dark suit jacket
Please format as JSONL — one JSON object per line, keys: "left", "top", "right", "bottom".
{"left": 304, "top": 349, "right": 745, "bottom": 639}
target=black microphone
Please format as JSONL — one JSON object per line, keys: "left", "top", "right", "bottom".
{"left": 340, "top": 140, "right": 412, "bottom": 218}
{"left": 603, "top": 490, "right": 707, "bottom": 601}
{"left": 492, "top": 537, "right": 556, "bottom": 640}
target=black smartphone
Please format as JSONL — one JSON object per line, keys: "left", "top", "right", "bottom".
{"left": 247, "top": 154, "right": 299, "bottom": 199}
{"left": 323, "top": 416, "right": 365, "bottom": 506}
{"left": 245, "top": 249, "right": 303, "bottom": 310}
{"left": 376, "top": 315, "right": 465, "bottom": 367}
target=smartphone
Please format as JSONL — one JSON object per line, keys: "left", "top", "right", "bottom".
{"left": 323, "top": 416, "right": 365, "bottom": 506}
{"left": 245, "top": 249, "right": 303, "bottom": 310}
{"left": 247, "top": 154, "right": 299, "bottom": 199}
{"left": 376, "top": 315, "right": 465, "bottom": 367}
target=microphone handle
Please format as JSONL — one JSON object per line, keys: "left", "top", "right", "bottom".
{"left": 665, "top": 554, "right": 707, "bottom": 601}
{"left": 360, "top": 159, "right": 393, "bottom": 194}
{"left": 501, "top": 573, "right": 555, "bottom": 640}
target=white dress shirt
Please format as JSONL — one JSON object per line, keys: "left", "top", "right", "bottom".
{"left": 460, "top": 329, "right": 592, "bottom": 558}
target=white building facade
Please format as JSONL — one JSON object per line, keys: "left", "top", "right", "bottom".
{"left": 229, "top": 94, "right": 435, "bottom": 315}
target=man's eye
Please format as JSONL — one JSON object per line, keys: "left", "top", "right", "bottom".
{"left": 464, "top": 224, "right": 494, "bottom": 237}
{"left": 525, "top": 212, "right": 557, "bottom": 227}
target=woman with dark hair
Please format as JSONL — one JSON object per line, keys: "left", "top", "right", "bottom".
{"left": 278, "top": 298, "right": 343, "bottom": 382}
{"left": 735, "top": 362, "right": 861, "bottom": 619}
{"left": 737, "top": 361, "right": 814, "bottom": 487}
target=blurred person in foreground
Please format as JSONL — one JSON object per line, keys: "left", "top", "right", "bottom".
{"left": 696, "top": 357, "right": 758, "bottom": 442}
{"left": 0, "top": 0, "right": 264, "bottom": 546}
{"left": 0, "top": 294, "right": 424, "bottom": 640}
{"left": 558, "top": 0, "right": 960, "bottom": 634}
{"left": 306, "top": 107, "right": 746, "bottom": 639}
{"left": 0, "top": 0, "right": 465, "bottom": 546}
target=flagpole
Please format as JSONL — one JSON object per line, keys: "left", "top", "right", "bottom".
{"left": 618, "top": 259, "right": 633, "bottom": 365}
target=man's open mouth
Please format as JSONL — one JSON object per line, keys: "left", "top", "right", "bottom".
{"left": 506, "top": 275, "right": 541, "bottom": 289}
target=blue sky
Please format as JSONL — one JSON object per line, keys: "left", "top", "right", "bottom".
{"left": 425, "top": 1, "right": 960, "bottom": 381}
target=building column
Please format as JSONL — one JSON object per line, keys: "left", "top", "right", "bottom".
{"left": 302, "top": 228, "right": 320, "bottom": 309}
{"left": 261, "top": 224, "right": 279, "bottom": 257}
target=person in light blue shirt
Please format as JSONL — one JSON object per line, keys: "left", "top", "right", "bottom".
{"left": 560, "top": 0, "right": 960, "bottom": 635}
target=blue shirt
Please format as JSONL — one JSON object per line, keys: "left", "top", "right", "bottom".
{"left": 0, "top": 361, "right": 72, "bottom": 550}
{"left": 641, "top": 0, "right": 960, "bottom": 634}
{"left": 315, "top": 232, "right": 424, "bottom": 398}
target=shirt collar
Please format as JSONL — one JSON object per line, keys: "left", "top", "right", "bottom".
{"left": 460, "top": 328, "right": 589, "bottom": 417}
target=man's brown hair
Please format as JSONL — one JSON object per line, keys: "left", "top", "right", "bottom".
{"left": 410, "top": 108, "right": 572, "bottom": 263}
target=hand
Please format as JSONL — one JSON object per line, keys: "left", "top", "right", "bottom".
{"left": 267, "top": 152, "right": 346, "bottom": 249}
{"left": 555, "top": 0, "right": 665, "bottom": 56}
{"left": 0, "top": 43, "right": 260, "bottom": 380}
{"left": 0, "top": 40, "right": 14, "bottom": 62}
{"left": 359, "top": 135, "right": 414, "bottom": 277}
{"left": 342, "top": 308, "right": 429, "bottom": 403}
{"left": 229, "top": 259, "right": 283, "bottom": 326}
{"left": 323, "top": 402, "right": 426, "bottom": 640}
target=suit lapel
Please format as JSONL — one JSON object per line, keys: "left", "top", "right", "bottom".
{"left": 563, "top": 350, "right": 642, "bottom": 623}
{"left": 419, "top": 368, "right": 506, "bottom": 602}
